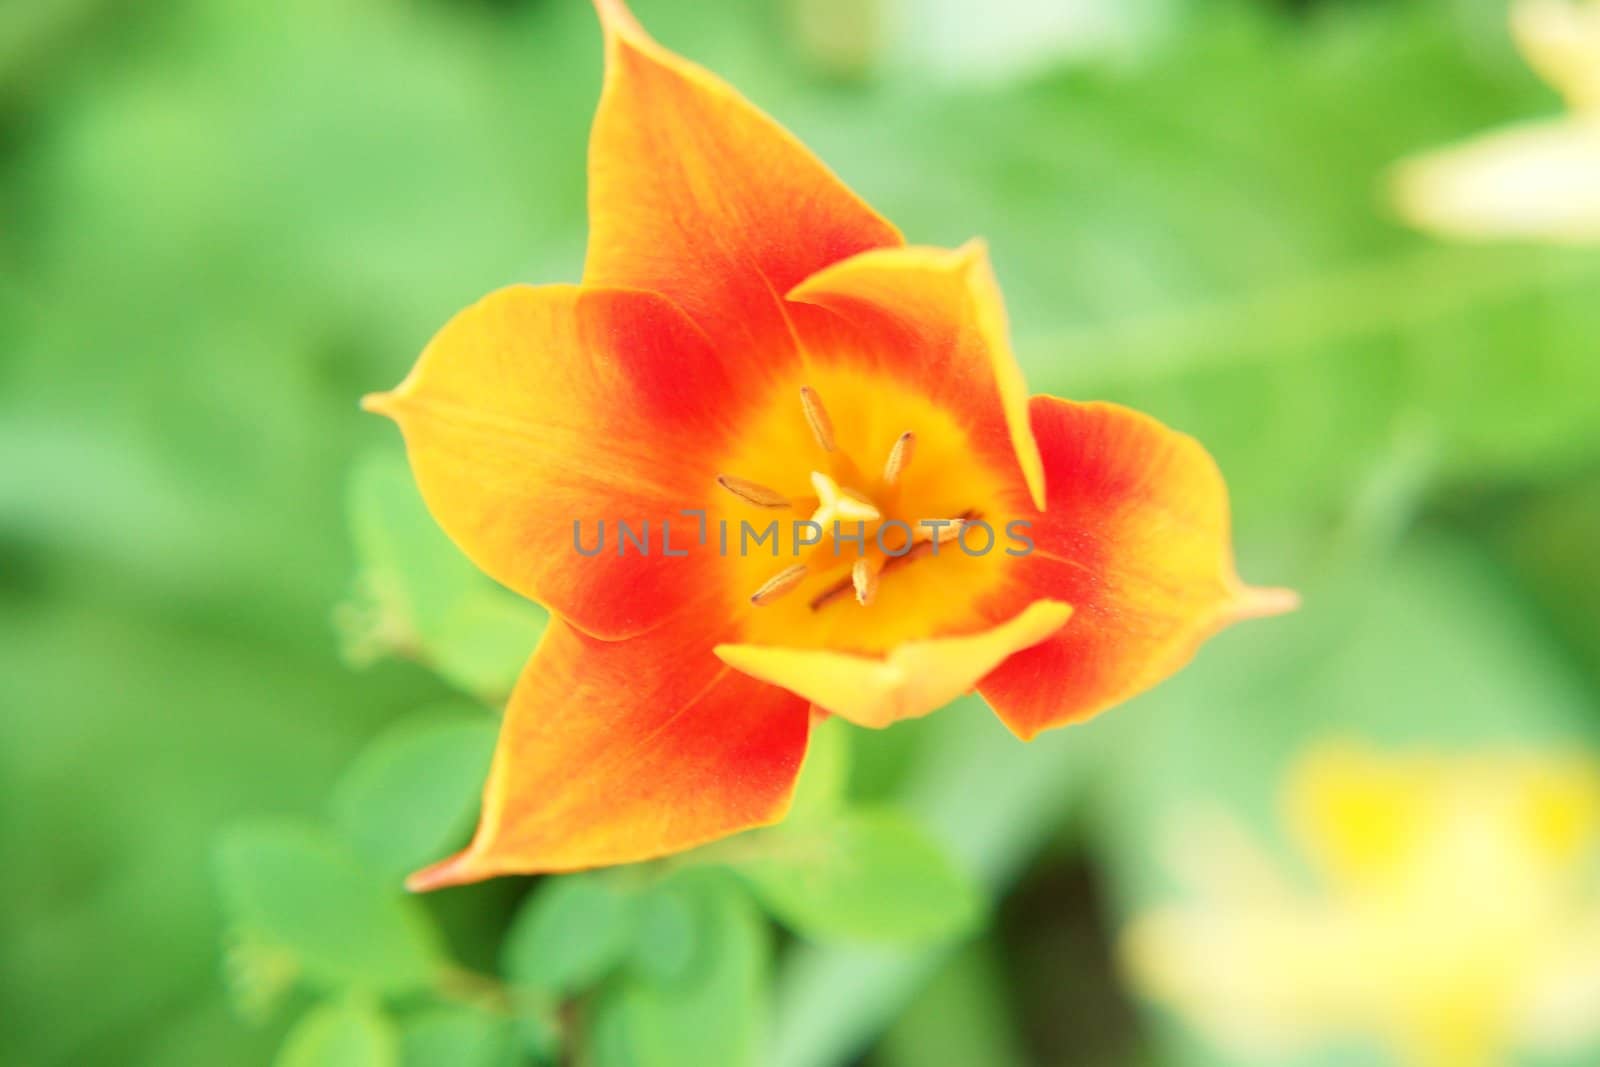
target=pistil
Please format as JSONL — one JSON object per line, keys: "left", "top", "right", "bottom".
{"left": 730, "top": 385, "right": 976, "bottom": 610}
{"left": 809, "top": 470, "right": 882, "bottom": 527}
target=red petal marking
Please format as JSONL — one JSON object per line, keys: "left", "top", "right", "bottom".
{"left": 409, "top": 617, "right": 811, "bottom": 888}
{"left": 977, "top": 397, "right": 1296, "bottom": 739}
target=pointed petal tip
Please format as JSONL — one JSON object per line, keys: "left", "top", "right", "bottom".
{"left": 359, "top": 390, "right": 398, "bottom": 417}
{"left": 1004, "top": 719, "right": 1045, "bottom": 744}
{"left": 1024, "top": 465, "right": 1048, "bottom": 513}
{"left": 786, "top": 240, "right": 990, "bottom": 302}
{"left": 954, "top": 237, "right": 991, "bottom": 267}
{"left": 593, "top": 0, "right": 647, "bottom": 40}
{"left": 405, "top": 849, "right": 482, "bottom": 893}
{"left": 1231, "top": 584, "right": 1301, "bottom": 621}
{"left": 711, "top": 641, "right": 750, "bottom": 670}
{"left": 925, "top": 239, "right": 993, "bottom": 281}
{"left": 1032, "top": 598, "right": 1075, "bottom": 629}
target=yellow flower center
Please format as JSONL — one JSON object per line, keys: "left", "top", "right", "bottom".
{"left": 805, "top": 470, "right": 883, "bottom": 530}
{"left": 709, "top": 367, "right": 1022, "bottom": 654}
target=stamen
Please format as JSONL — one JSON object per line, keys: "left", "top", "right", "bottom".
{"left": 716, "top": 474, "right": 790, "bottom": 508}
{"left": 806, "top": 512, "right": 981, "bottom": 612}
{"left": 750, "top": 563, "right": 808, "bottom": 606}
{"left": 883, "top": 431, "right": 915, "bottom": 486}
{"left": 852, "top": 558, "right": 879, "bottom": 606}
{"left": 799, "top": 386, "right": 836, "bottom": 453}
{"left": 808, "top": 542, "right": 933, "bottom": 611}
{"left": 924, "top": 517, "right": 967, "bottom": 545}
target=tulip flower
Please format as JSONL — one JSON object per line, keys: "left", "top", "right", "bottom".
{"left": 1392, "top": 0, "right": 1600, "bottom": 242}
{"left": 1122, "top": 745, "right": 1600, "bottom": 1067}
{"left": 366, "top": 0, "right": 1293, "bottom": 887}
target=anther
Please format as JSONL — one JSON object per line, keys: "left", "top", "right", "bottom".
{"left": 716, "top": 474, "right": 790, "bottom": 508}
{"left": 925, "top": 518, "right": 967, "bottom": 545}
{"left": 883, "top": 431, "right": 915, "bottom": 486}
{"left": 751, "top": 564, "right": 808, "bottom": 606}
{"left": 799, "top": 386, "right": 836, "bottom": 453}
{"left": 852, "top": 558, "right": 879, "bottom": 606}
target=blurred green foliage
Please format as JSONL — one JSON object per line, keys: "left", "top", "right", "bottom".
{"left": 331, "top": 704, "right": 499, "bottom": 882}
{"left": 276, "top": 999, "right": 399, "bottom": 1067}
{"left": 216, "top": 821, "right": 444, "bottom": 999}
{"left": 5, "top": 0, "right": 1600, "bottom": 1064}
{"left": 736, "top": 810, "right": 982, "bottom": 944}
{"left": 340, "top": 454, "right": 547, "bottom": 705}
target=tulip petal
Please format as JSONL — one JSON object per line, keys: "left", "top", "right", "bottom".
{"left": 787, "top": 241, "right": 1047, "bottom": 512}
{"left": 584, "top": 0, "right": 902, "bottom": 358}
{"left": 715, "top": 599, "right": 1072, "bottom": 729}
{"left": 366, "top": 284, "right": 739, "bottom": 641}
{"left": 1514, "top": 0, "right": 1600, "bottom": 111}
{"left": 978, "top": 398, "right": 1296, "bottom": 740}
{"left": 408, "top": 619, "right": 811, "bottom": 888}
{"left": 1389, "top": 119, "right": 1600, "bottom": 243}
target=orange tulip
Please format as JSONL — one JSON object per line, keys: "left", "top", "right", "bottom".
{"left": 366, "top": 0, "right": 1295, "bottom": 888}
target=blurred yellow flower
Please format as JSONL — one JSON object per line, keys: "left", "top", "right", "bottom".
{"left": 1391, "top": 0, "right": 1600, "bottom": 242}
{"left": 1121, "top": 744, "right": 1600, "bottom": 1067}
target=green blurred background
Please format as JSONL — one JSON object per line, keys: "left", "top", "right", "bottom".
{"left": 5, "top": 0, "right": 1600, "bottom": 1064}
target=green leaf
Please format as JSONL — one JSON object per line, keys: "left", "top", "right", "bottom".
{"left": 221, "top": 928, "right": 301, "bottom": 1023}
{"left": 331, "top": 704, "right": 497, "bottom": 880}
{"left": 276, "top": 999, "right": 399, "bottom": 1067}
{"left": 628, "top": 879, "right": 701, "bottom": 986}
{"left": 784, "top": 715, "right": 852, "bottom": 824}
{"left": 589, "top": 869, "right": 767, "bottom": 1067}
{"left": 341, "top": 451, "right": 546, "bottom": 703}
{"left": 215, "top": 821, "right": 443, "bottom": 996}
{"left": 399, "top": 1006, "right": 518, "bottom": 1067}
{"left": 423, "top": 590, "right": 548, "bottom": 707}
{"left": 737, "top": 811, "right": 981, "bottom": 944}
{"left": 502, "top": 873, "right": 639, "bottom": 998}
